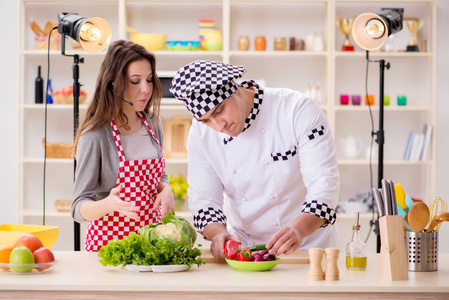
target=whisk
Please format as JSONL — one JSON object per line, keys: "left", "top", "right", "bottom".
{"left": 428, "top": 197, "right": 447, "bottom": 231}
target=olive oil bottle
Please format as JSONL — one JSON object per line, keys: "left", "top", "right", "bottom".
{"left": 346, "top": 212, "right": 367, "bottom": 270}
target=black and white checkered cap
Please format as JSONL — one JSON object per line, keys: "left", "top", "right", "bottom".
{"left": 169, "top": 60, "right": 246, "bottom": 119}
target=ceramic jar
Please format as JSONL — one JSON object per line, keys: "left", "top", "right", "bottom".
{"left": 255, "top": 36, "right": 266, "bottom": 51}
{"left": 238, "top": 36, "right": 250, "bottom": 51}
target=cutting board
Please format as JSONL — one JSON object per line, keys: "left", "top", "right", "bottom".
{"left": 201, "top": 249, "right": 309, "bottom": 264}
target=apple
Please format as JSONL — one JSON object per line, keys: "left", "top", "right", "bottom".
{"left": 9, "top": 247, "right": 35, "bottom": 273}
{"left": 61, "top": 85, "right": 73, "bottom": 96}
{"left": 33, "top": 247, "right": 55, "bottom": 271}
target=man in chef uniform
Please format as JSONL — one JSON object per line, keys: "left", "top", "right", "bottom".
{"left": 169, "top": 60, "right": 340, "bottom": 259}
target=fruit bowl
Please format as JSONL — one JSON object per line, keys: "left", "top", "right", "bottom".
{"left": 130, "top": 33, "right": 167, "bottom": 51}
{"left": 0, "top": 261, "right": 57, "bottom": 274}
{"left": 0, "top": 225, "right": 59, "bottom": 250}
{"left": 225, "top": 257, "right": 280, "bottom": 272}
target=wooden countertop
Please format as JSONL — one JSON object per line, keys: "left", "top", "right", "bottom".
{"left": 1, "top": 251, "right": 448, "bottom": 299}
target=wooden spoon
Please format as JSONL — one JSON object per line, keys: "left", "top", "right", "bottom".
{"left": 408, "top": 202, "right": 430, "bottom": 232}
{"left": 426, "top": 212, "right": 449, "bottom": 232}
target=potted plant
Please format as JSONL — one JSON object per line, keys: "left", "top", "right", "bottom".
{"left": 168, "top": 174, "right": 188, "bottom": 211}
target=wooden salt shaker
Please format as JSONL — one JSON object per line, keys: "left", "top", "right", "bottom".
{"left": 324, "top": 248, "right": 340, "bottom": 281}
{"left": 308, "top": 248, "right": 324, "bottom": 281}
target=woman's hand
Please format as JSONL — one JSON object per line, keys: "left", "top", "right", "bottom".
{"left": 154, "top": 182, "right": 175, "bottom": 217}
{"left": 108, "top": 184, "right": 140, "bottom": 220}
{"left": 265, "top": 226, "right": 302, "bottom": 256}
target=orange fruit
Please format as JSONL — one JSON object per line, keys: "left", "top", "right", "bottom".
{"left": 0, "top": 245, "right": 14, "bottom": 263}
{"left": 12, "top": 234, "right": 43, "bottom": 253}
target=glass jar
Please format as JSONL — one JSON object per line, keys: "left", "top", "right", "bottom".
{"left": 274, "top": 37, "right": 287, "bottom": 51}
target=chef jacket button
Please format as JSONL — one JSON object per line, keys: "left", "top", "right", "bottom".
{"left": 232, "top": 170, "right": 236, "bottom": 174}
{"left": 261, "top": 129, "right": 265, "bottom": 133}
{"left": 242, "top": 197, "right": 247, "bottom": 202}
{"left": 270, "top": 194, "right": 275, "bottom": 200}
{"left": 273, "top": 222, "right": 278, "bottom": 226}
{"left": 265, "top": 161, "right": 269, "bottom": 165}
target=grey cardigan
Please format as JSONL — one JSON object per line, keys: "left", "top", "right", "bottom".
{"left": 71, "top": 112, "right": 169, "bottom": 223}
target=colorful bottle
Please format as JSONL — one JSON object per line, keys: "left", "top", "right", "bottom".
{"left": 46, "top": 78, "right": 53, "bottom": 104}
{"left": 346, "top": 212, "right": 367, "bottom": 270}
{"left": 35, "top": 66, "right": 43, "bottom": 104}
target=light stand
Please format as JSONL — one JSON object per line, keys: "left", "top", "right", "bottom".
{"left": 60, "top": 38, "right": 83, "bottom": 251}
{"left": 352, "top": 8, "right": 403, "bottom": 253}
{"left": 58, "top": 12, "right": 111, "bottom": 251}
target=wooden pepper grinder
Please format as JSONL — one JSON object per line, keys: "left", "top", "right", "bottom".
{"left": 308, "top": 248, "right": 324, "bottom": 280}
{"left": 324, "top": 248, "right": 340, "bottom": 281}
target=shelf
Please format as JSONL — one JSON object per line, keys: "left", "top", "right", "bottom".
{"left": 334, "top": 51, "right": 432, "bottom": 58}
{"left": 20, "top": 210, "right": 70, "bottom": 218}
{"left": 334, "top": 105, "right": 432, "bottom": 112}
{"left": 22, "top": 158, "right": 73, "bottom": 164}
{"left": 21, "top": 104, "right": 89, "bottom": 110}
{"left": 229, "top": 50, "right": 327, "bottom": 57}
{"left": 338, "top": 159, "right": 432, "bottom": 165}
{"left": 22, "top": 50, "right": 106, "bottom": 57}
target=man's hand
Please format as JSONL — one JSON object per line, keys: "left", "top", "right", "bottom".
{"left": 265, "top": 226, "right": 302, "bottom": 256}
{"left": 210, "top": 232, "right": 241, "bottom": 260}
{"left": 266, "top": 213, "right": 326, "bottom": 255}
{"left": 203, "top": 223, "right": 241, "bottom": 259}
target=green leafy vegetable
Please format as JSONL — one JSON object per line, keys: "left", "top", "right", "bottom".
{"left": 139, "top": 211, "right": 197, "bottom": 247}
{"left": 98, "top": 211, "right": 203, "bottom": 269}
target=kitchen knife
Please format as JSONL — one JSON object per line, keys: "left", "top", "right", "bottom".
{"left": 387, "top": 180, "right": 398, "bottom": 215}
{"left": 381, "top": 180, "right": 392, "bottom": 215}
{"left": 372, "top": 187, "right": 385, "bottom": 217}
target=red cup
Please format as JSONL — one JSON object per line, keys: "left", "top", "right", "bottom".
{"left": 340, "top": 94, "right": 349, "bottom": 105}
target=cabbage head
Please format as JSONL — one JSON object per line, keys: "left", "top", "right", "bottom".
{"left": 139, "top": 211, "right": 197, "bottom": 247}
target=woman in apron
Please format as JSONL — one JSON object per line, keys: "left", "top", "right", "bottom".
{"left": 71, "top": 40, "right": 174, "bottom": 251}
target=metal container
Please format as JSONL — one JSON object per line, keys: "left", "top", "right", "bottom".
{"left": 404, "top": 231, "right": 438, "bottom": 272}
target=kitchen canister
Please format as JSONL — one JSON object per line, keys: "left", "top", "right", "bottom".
{"left": 404, "top": 231, "right": 438, "bottom": 272}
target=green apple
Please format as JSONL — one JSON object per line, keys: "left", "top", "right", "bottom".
{"left": 9, "top": 247, "right": 35, "bottom": 273}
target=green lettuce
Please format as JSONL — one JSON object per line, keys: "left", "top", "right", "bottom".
{"left": 98, "top": 212, "right": 203, "bottom": 268}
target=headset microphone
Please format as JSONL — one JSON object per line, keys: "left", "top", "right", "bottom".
{"left": 123, "top": 98, "right": 133, "bottom": 106}
{"left": 109, "top": 82, "right": 133, "bottom": 106}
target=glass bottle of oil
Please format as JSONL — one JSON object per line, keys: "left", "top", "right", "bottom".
{"left": 346, "top": 212, "right": 367, "bottom": 270}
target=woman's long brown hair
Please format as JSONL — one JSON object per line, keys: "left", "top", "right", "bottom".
{"left": 72, "top": 40, "right": 162, "bottom": 157}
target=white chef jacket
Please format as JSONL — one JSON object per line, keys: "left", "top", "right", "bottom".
{"left": 187, "top": 86, "right": 340, "bottom": 249}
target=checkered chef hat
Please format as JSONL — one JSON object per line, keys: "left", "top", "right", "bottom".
{"left": 169, "top": 60, "right": 246, "bottom": 119}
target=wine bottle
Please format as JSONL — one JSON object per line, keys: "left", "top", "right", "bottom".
{"left": 35, "top": 66, "right": 43, "bottom": 104}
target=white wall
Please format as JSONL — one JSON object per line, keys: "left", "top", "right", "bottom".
{"left": 1, "top": 0, "right": 448, "bottom": 251}
{"left": 0, "top": 0, "right": 19, "bottom": 224}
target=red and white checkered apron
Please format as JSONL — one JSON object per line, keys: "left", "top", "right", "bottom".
{"left": 85, "top": 112, "right": 165, "bottom": 251}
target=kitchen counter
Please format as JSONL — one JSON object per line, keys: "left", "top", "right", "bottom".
{"left": 1, "top": 251, "right": 448, "bottom": 299}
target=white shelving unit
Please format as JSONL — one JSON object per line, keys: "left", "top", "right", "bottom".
{"left": 17, "top": 0, "right": 436, "bottom": 250}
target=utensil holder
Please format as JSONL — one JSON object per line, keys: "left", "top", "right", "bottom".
{"left": 379, "top": 215, "right": 409, "bottom": 280}
{"left": 405, "top": 231, "right": 438, "bottom": 272}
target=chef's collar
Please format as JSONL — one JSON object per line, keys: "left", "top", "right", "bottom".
{"left": 223, "top": 80, "right": 264, "bottom": 145}
{"left": 169, "top": 60, "right": 246, "bottom": 119}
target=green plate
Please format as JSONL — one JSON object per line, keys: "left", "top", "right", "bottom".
{"left": 225, "top": 257, "right": 280, "bottom": 271}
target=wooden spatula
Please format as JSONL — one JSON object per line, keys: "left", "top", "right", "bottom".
{"left": 426, "top": 212, "right": 449, "bottom": 232}
{"left": 408, "top": 202, "right": 430, "bottom": 232}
